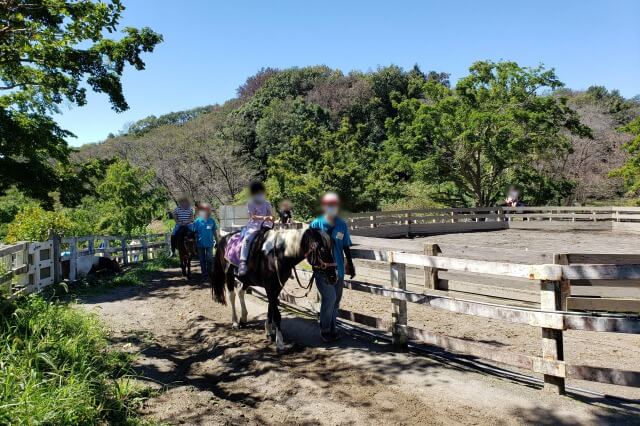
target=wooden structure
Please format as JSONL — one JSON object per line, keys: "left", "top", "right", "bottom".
{"left": 346, "top": 206, "right": 640, "bottom": 237}
{"left": 0, "top": 233, "right": 170, "bottom": 300}
{"left": 277, "top": 247, "right": 640, "bottom": 395}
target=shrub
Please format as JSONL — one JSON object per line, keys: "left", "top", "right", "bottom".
{"left": 0, "top": 296, "right": 150, "bottom": 424}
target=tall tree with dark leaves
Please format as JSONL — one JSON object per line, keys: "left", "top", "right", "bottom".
{"left": 0, "top": 0, "right": 162, "bottom": 202}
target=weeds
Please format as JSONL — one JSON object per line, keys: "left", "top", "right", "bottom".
{"left": 0, "top": 296, "right": 155, "bottom": 424}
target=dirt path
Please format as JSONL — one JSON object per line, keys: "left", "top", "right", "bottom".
{"left": 79, "top": 267, "right": 640, "bottom": 425}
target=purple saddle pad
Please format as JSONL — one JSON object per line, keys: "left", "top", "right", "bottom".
{"left": 225, "top": 233, "right": 243, "bottom": 266}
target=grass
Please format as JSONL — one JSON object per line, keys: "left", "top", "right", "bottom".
{"left": 0, "top": 296, "right": 156, "bottom": 425}
{"left": 0, "top": 256, "right": 179, "bottom": 425}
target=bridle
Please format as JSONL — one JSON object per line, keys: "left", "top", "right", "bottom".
{"left": 273, "top": 231, "right": 337, "bottom": 298}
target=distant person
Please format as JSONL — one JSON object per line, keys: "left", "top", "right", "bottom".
{"left": 171, "top": 195, "right": 194, "bottom": 257}
{"left": 278, "top": 199, "right": 293, "bottom": 227}
{"left": 310, "top": 192, "right": 355, "bottom": 342}
{"left": 505, "top": 186, "right": 523, "bottom": 207}
{"left": 189, "top": 203, "right": 217, "bottom": 279}
{"left": 238, "top": 181, "right": 273, "bottom": 276}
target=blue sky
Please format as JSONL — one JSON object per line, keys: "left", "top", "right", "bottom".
{"left": 58, "top": 0, "right": 640, "bottom": 146}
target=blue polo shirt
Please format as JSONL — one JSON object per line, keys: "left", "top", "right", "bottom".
{"left": 309, "top": 216, "right": 352, "bottom": 278}
{"left": 189, "top": 217, "right": 217, "bottom": 248}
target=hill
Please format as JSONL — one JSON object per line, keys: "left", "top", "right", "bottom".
{"left": 76, "top": 63, "right": 640, "bottom": 214}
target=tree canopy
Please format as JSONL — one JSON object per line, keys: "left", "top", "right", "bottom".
{"left": 0, "top": 0, "right": 162, "bottom": 203}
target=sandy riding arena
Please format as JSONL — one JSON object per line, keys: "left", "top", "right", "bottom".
{"left": 79, "top": 260, "right": 640, "bottom": 425}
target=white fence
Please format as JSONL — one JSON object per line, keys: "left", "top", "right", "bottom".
{"left": 0, "top": 233, "right": 170, "bottom": 300}
{"left": 346, "top": 206, "right": 640, "bottom": 237}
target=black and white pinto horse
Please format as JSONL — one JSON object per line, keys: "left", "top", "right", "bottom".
{"left": 211, "top": 227, "right": 336, "bottom": 351}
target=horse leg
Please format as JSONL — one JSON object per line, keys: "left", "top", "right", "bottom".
{"left": 238, "top": 287, "right": 248, "bottom": 325}
{"left": 187, "top": 255, "right": 191, "bottom": 279}
{"left": 269, "top": 287, "right": 285, "bottom": 352}
{"left": 265, "top": 300, "right": 273, "bottom": 339}
{"left": 229, "top": 287, "right": 239, "bottom": 329}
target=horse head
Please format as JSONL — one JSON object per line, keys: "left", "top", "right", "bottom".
{"left": 301, "top": 228, "right": 337, "bottom": 284}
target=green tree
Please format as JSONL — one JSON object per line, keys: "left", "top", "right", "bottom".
{"left": 610, "top": 117, "right": 640, "bottom": 200}
{"left": 267, "top": 120, "right": 378, "bottom": 216}
{"left": 95, "top": 160, "right": 166, "bottom": 236}
{"left": 0, "top": 0, "right": 162, "bottom": 201}
{"left": 382, "top": 61, "right": 590, "bottom": 206}
{"left": 6, "top": 205, "right": 76, "bottom": 243}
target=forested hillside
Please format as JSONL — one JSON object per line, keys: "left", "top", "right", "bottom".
{"left": 76, "top": 63, "right": 640, "bottom": 216}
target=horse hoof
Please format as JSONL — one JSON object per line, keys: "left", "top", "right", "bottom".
{"left": 239, "top": 321, "right": 247, "bottom": 328}
{"left": 232, "top": 322, "right": 239, "bottom": 329}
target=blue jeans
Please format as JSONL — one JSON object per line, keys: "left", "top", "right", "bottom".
{"left": 198, "top": 246, "right": 213, "bottom": 276}
{"left": 315, "top": 274, "right": 344, "bottom": 334}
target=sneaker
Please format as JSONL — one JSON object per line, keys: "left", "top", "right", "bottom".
{"left": 238, "top": 262, "right": 248, "bottom": 277}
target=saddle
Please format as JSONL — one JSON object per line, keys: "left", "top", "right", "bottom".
{"left": 224, "top": 227, "right": 271, "bottom": 267}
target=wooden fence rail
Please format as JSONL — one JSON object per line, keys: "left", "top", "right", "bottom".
{"left": 0, "top": 233, "right": 170, "bottom": 300}
{"left": 345, "top": 206, "right": 640, "bottom": 237}
{"left": 279, "top": 248, "right": 640, "bottom": 395}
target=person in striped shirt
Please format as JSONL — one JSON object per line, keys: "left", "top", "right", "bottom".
{"left": 170, "top": 195, "right": 194, "bottom": 256}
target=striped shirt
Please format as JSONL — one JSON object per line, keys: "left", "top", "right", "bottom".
{"left": 173, "top": 207, "right": 194, "bottom": 224}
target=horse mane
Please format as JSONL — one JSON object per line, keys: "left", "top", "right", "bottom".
{"left": 263, "top": 228, "right": 305, "bottom": 258}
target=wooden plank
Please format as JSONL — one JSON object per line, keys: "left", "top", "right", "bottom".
{"left": 344, "top": 280, "right": 564, "bottom": 329}
{"left": 566, "top": 365, "right": 640, "bottom": 387}
{"left": 562, "top": 264, "right": 640, "bottom": 281}
{"left": 566, "top": 297, "right": 640, "bottom": 313}
{"left": 540, "top": 280, "right": 565, "bottom": 394}
{"left": 563, "top": 314, "right": 640, "bottom": 334}
{"left": 403, "top": 325, "right": 565, "bottom": 377}
{"left": 388, "top": 251, "right": 562, "bottom": 281}
{"left": 390, "top": 262, "right": 407, "bottom": 347}
{"left": 0, "top": 242, "right": 28, "bottom": 257}
{"left": 570, "top": 286, "right": 640, "bottom": 297}
{"left": 338, "top": 309, "right": 391, "bottom": 330}
{"left": 424, "top": 244, "right": 440, "bottom": 290}
{"left": 567, "top": 253, "right": 640, "bottom": 265}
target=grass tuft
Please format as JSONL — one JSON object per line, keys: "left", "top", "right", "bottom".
{"left": 0, "top": 282, "right": 169, "bottom": 424}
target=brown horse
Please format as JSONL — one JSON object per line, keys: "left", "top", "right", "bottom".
{"left": 211, "top": 227, "right": 336, "bottom": 351}
{"left": 175, "top": 226, "right": 197, "bottom": 278}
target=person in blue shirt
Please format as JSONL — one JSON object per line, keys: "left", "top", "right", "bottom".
{"left": 309, "top": 192, "right": 355, "bottom": 342}
{"left": 189, "top": 203, "right": 218, "bottom": 279}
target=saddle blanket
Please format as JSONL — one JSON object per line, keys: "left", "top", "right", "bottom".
{"left": 224, "top": 233, "right": 243, "bottom": 266}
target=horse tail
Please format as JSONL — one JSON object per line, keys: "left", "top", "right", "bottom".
{"left": 211, "top": 235, "right": 227, "bottom": 305}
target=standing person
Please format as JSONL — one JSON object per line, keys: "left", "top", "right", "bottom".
{"left": 171, "top": 195, "right": 194, "bottom": 257}
{"left": 238, "top": 181, "right": 273, "bottom": 276}
{"left": 310, "top": 192, "right": 356, "bottom": 342}
{"left": 190, "top": 203, "right": 218, "bottom": 279}
{"left": 278, "top": 199, "right": 294, "bottom": 227}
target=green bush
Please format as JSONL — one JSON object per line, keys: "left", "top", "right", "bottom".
{"left": 0, "top": 296, "right": 151, "bottom": 424}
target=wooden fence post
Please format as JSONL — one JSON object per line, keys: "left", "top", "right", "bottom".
{"left": 69, "top": 237, "right": 78, "bottom": 281}
{"left": 390, "top": 262, "right": 407, "bottom": 348}
{"left": 424, "top": 243, "right": 440, "bottom": 291}
{"left": 370, "top": 215, "right": 376, "bottom": 229}
{"left": 121, "top": 238, "right": 129, "bottom": 266}
{"left": 164, "top": 233, "right": 171, "bottom": 255}
{"left": 87, "top": 238, "right": 95, "bottom": 255}
{"left": 141, "top": 237, "right": 149, "bottom": 262}
{"left": 540, "top": 280, "right": 565, "bottom": 394}
{"left": 553, "top": 254, "right": 571, "bottom": 311}
{"left": 51, "top": 234, "right": 61, "bottom": 283}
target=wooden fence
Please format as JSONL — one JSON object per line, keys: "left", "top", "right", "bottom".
{"left": 346, "top": 206, "right": 640, "bottom": 237}
{"left": 0, "top": 233, "right": 170, "bottom": 300}
{"left": 276, "top": 248, "right": 640, "bottom": 395}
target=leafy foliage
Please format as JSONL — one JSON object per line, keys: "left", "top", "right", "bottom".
{"left": 0, "top": 0, "right": 161, "bottom": 203}
{"left": 0, "top": 295, "right": 151, "bottom": 424}
{"left": 382, "top": 61, "right": 591, "bottom": 206}
{"left": 6, "top": 205, "right": 77, "bottom": 243}
{"left": 610, "top": 117, "right": 640, "bottom": 200}
{"left": 94, "top": 160, "right": 166, "bottom": 236}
